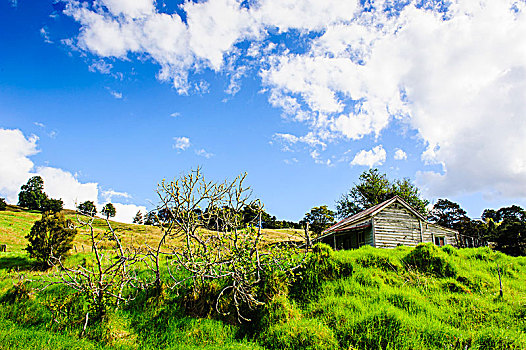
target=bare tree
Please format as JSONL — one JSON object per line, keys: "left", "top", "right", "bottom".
{"left": 149, "top": 168, "right": 308, "bottom": 322}
{"left": 44, "top": 212, "right": 143, "bottom": 334}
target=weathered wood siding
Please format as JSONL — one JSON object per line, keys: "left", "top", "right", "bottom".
{"left": 373, "top": 203, "right": 423, "bottom": 248}
{"left": 423, "top": 223, "right": 457, "bottom": 246}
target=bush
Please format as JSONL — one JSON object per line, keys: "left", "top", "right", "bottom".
{"left": 441, "top": 245, "right": 457, "bottom": 255}
{"left": 355, "top": 249, "right": 402, "bottom": 272}
{"left": 473, "top": 327, "right": 526, "bottom": 349}
{"left": 259, "top": 318, "right": 338, "bottom": 350}
{"left": 0, "top": 197, "right": 6, "bottom": 211}
{"left": 25, "top": 212, "right": 77, "bottom": 269}
{"left": 403, "top": 243, "right": 457, "bottom": 278}
{"left": 258, "top": 294, "right": 301, "bottom": 329}
{"left": 41, "top": 198, "right": 63, "bottom": 213}
{"left": 290, "top": 243, "right": 353, "bottom": 302}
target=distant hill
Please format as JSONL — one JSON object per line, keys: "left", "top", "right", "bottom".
{"left": 0, "top": 205, "right": 305, "bottom": 253}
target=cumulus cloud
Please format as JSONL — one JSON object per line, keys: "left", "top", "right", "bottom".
{"left": 0, "top": 129, "right": 39, "bottom": 203}
{"left": 173, "top": 136, "right": 190, "bottom": 151}
{"left": 59, "top": 0, "right": 526, "bottom": 199}
{"left": 351, "top": 145, "right": 386, "bottom": 168}
{"left": 0, "top": 129, "right": 145, "bottom": 223}
{"left": 394, "top": 149, "right": 407, "bottom": 161}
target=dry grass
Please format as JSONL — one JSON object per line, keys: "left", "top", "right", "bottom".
{"left": 0, "top": 206, "right": 306, "bottom": 253}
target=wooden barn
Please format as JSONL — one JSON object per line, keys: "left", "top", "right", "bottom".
{"left": 314, "top": 196, "right": 458, "bottom": 250}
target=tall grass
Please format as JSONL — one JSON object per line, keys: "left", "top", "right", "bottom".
{"left": 0, "top": 240, "right": 525, "bottom": 349}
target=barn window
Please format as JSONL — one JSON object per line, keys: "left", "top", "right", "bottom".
{"left": 434, "top": 236, "right": 445, "bottom": 246}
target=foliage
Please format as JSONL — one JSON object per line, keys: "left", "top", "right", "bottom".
{"left": 77, "top": 201, "right": 97, "bottom": 216}
{"left": 17, "top": 176, "right": 63, "bottom": 213}
{"left": 402, "top": 243, "right": 457, "bottom": 278}
{"left": 491, "top": 219, "right": 526, "bottom": 256}
{"left": 17, "top": 176, "right": 48, "bottom": 211}
{"left": 0, "top": 197, "right": 6, "bottom": 211}
{"left": 25, "top": 211, "right": 77, "bottom": 269}
{"left": 336, "top": 169, "right": 429, "bottom": 218}
{"left": 132, "top": 211, "right": 144, "bottom": 224}
{"left": 428, "top": 198, "right": 467, "bottom": 229}
{"left": 1, "top": 244, "right": 526, "bottom": 349}
{"left": 301, "top": 205, "right": 336, "bottom": 237}
{"left": 101, "top": 203, "right": 116, "bottom": 219}
{"left": 291, "top": 243, "right": 353, "bottom": 302}
{"left": 259, "top": 317, "right": 338, "bottom": 350}
{"left": 41, "top": 198, "right": 64, "bottom": 213}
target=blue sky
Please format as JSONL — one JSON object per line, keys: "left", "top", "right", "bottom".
{"left": 1, "top": 0, "right": 526, "bottom": 223}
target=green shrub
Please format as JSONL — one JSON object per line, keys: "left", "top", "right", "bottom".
{"left": 258, "top": 293, "right": 301, "bottom": 329}
{"left": 441, "top": 278, "right": 471, "bottom": 294}
{"left": 0, "top": 197, "right": 6, "bottom": 211}
{"left": 25, "top": 212, "right": 77, "bottom": 269}
{"left": 403, "top": 243, "right": 457, "bottom": 278}
{"left": 348, "top": 308, "right": 410, "bottom": 349}
{"left": 290, "top": 243, "right": 353, "bottom": 302}
{"left": 259, "top": 270, "right": 289, "bottom": 303}
{"left": 356, "top": 253, "right": 401, "bottom": 272}
{"left": 386, "top": 291, "right": 424, "bottom": 314}
{"left": 473, "top": 327, "right": 526, "bottom": 349}
{"left": 259, "top": 318, "right": 338, "bottom": 350}
{"left": 441, "top": 245, "right": 457, "bottom": 255}
{"left": 353, "top": 269, "right": 384, "bottom": 289}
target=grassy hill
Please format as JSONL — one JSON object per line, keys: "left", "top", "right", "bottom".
{"left": 0, "top": 207, "right": 525, "bottom": 349}
{"left": 0, "top": 205, "right": 305, "bottom": 253}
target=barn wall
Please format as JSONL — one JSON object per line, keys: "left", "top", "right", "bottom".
{"left": 423, "top": 223, "right": 458, "bottom": 247}
{"left": 373, "top": 203, "right": 423, "bottom": 248}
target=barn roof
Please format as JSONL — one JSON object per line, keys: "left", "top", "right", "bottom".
{"left": 316, "top": 196, "right": 427, "bottom": 241}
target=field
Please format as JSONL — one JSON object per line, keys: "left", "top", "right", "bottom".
{"left": 0, "top": 207, "right": 525, "bottom": 349}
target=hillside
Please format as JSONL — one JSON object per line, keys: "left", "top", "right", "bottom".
{"left": 0, "top": 207, "right": 525, "bottom": 349}
{"left": 0, "top": 206, "right": 305, "bottom": 253}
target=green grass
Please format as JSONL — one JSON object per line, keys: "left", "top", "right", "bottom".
{"left": 0, "top": 206, "right": 525, "bottom": 349}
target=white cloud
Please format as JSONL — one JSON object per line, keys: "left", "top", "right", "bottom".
{"left": 100, "top": 0, "right": 155, "bottom": 18}
{"left": 37, "top": 166, "right": 99, "bottom": 209}
{"left": 173, "top": 136, "right": 190, "bottom": 151}
{"left": 108, "top": 89, "right": 123, "bottom": 99}
{"left": 89, "top": 60, "right": 113, "bottom": 74}
{"left": 0, "top": 129, "right": 39, "bottom": 203}
{"left": 394, "top": 149, "right": 407, "bottom": 161}
{"left": 34, "top": 122, "right": 45, "bottom": 128}
{"left": 262, "top": 0, "right": 526, "bottom": 198}
{"left": 273, "top": 132, "right": 327, "bottom": 150}
{"left": 112, "top": 202, "right": 147, "bottom": 224}
{"left": 170, "top": 112, "right": 181, "bottom": 118}
{"left": 0, "top": 129, "right": 145, "bottom": 223}
{"left": 59, "top": 0, "right": 526, "bottom": 199}
{"left": 102, "top": 189, "right": 132, "bottom": 202}
{"left": 351, "top": 145, "right": 386, "bottom": 167}
{"left": 40, "top": 27, "right": 53, "bottom": 44}
{"left": 195, "top": 148, "right": 214, "bottom": 159}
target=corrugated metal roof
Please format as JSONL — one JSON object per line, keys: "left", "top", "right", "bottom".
{"left": 320, "top": 195, "right": 429, "bottom": 235}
